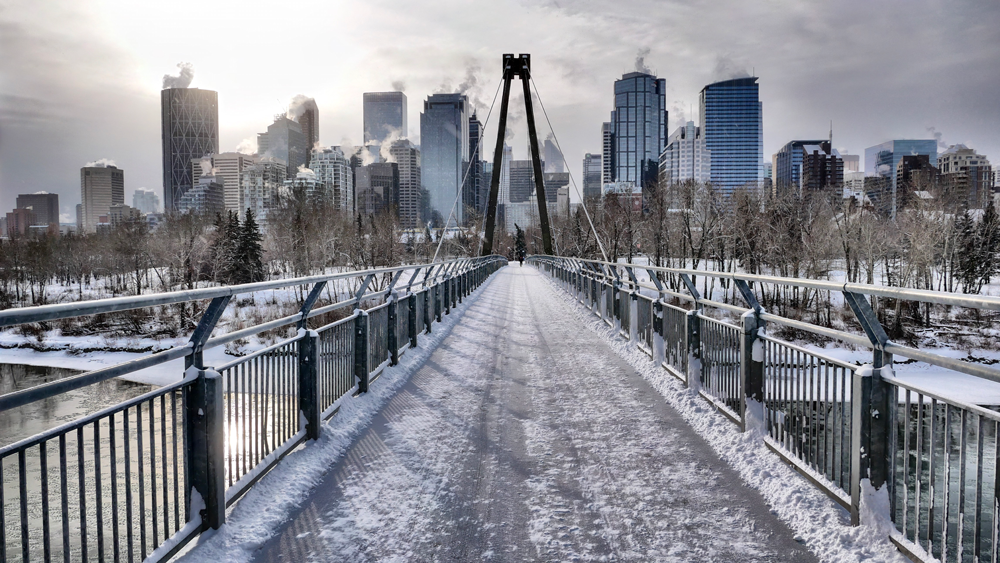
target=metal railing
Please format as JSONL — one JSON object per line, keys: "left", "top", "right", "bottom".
{"left": 530, "top": 255, "right": 1000, "bottom": 563}
{"left": 0, "top": 256, "right": 506, "bottom": 562}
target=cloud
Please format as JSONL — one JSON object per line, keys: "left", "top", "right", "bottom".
{"left": 84, "top": 158, "right": 116, "bottom": 168}
{"left": 162, "top": 62, "right": 194, "bottom": 89}
{"left": 236, "top": 136, "right": 257, "bottom": 155}
{"left": 927, "top": 126, "right": 947, "bottom": 149}
{"left": 287, "top": 94, "right": 317, "bottom": 120}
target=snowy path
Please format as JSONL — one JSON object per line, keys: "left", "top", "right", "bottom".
{"left": 249, "top": 266, "right": 816, "bottom": 562}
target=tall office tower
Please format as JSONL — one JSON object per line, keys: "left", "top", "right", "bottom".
{"left": 611, "top": 72, "right": 667, "bottom": 190}
{"left": 241, "top": 159, "right": 287, "bottom": 223}
{"left": 355, "top": 162, "right": 400, "bottom": 216}
{"left": 583, "top": 154, "right": 603, "bottom": 200}
{"left": 16, "top": 192, "right": 59, "bottom": 226}
{"left": 700, "top": 77, "right": 763, "bottom": 194}
{"left": 420, "top": 93, "right": 469, "bottom": 226}
{"left": 774, "top": 139, "right": 829, "bottom": 193}
{"left": 132, "top": 188, "right": 160, "bottom": 214}
{"left": 162, "top": 87, "right": 219, "bottom": 211}
{"left": 292, "top": 99, "right": 319, "bottom": 166}
{"left": 508, "top": 160, "right": 535, "bottom": 203}
{"left": 543, "top": 138, "right": 565, "bottom": 173}
{"left": 203, "top": 152, "right": 258, "bottom": 214}
{"left": 864, "top": 139, "right": 937, "bottom": 217}
{"left": 938, "top": 144, "right": 993, "bottom": 209}
{"left": 310, "top": 146, "right": 354, "bottom": 213}
{"left": 364, "top": 92, "right": 407, "bottom": 145}
{"left": 542, "top": 172, "right": 569, "bottom": 203}
{"left": 601, "top": 122, "right": 614, "bottom": 184}
{"left": 841, "top": 154, "right": 860, "bottom": 173}
{"left": 257, "top": 116, "right": 308, "bottom": 180}
{"left": 658, "top": 121, "right": 711, "bottom": 188}
{"left": 463, "top": 113, "right": 484, "bottom": 220}
{"left": 388, "top": 140, "right": 421, "bottom": 228}
{"left": 500, "top": 144, "right": 512, "bottom": 204}
{"left": 81, "top": 164, "right": 124, "bottom": 233}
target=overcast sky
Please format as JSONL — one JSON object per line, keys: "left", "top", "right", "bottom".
{"left": 2, "top": 0, "right": 998, "bottom": 220}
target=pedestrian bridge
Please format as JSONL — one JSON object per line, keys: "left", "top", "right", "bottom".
{"left": 2, "top": 257, "right": 999, "bottom": 562}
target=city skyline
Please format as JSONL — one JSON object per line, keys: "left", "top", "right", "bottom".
{"left": 2, "top": 0, "right": 999, "bottom": 218}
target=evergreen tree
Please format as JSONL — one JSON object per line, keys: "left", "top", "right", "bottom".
{"left": 234, "top": 208, "right": 265, "bottom": 283}
{"left": 955, "top": 211, "right": 979, "bottom": 293}
{"left": 976, "top": 200, "right": 1000, "bottom": 291}
{"left": 209, "top": 212, "right": 239, "bottom": 284}
{"left": 515, "top": 223, "right": 526, "bottom": 262}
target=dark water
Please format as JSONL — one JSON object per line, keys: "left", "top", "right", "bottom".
{"left": 0, "top": 363, "right": 153, "bottom": 448}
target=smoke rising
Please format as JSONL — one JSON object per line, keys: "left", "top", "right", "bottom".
{"left": 927, "top": 126, "right": 947, "bottom": 149}
{"left": 391, "top": 80, "right": 406, "bottom": 92}
{"left": 634, "top": 48, "right": 652, "bottom": 74}
{"left": 84, "top": 158, "right": 116, "bottom": 168}
{"left": 287, "top": 94, "right": 317, "bottom": 120}
{"left": 162, "top": 62, "right": 194, "bottom": 89}
{"left": 711, "top": 55, "right": 751, "bottom": 81}
{"left": 236, "top": 136, "right": 257, "bottom": 155}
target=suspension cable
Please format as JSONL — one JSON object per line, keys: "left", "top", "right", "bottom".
{"left": 432, "top": 76, "right": 505, "bottom": 262}
{"left": 529, "top": 77, "right": 609, "bottom": 262}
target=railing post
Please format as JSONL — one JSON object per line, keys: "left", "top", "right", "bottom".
{"left": 436, "top": 282, "right": 443, "bottom": 321}
{"left": 354, "top": 309, "right": 370, "bottom": 393}
{"left": 686, "top": 309, "right": 701, "bottom": 390}
{"left": 298, "top": 330, "right": 321, "bottom": 440}
{"left": 408, "top": 292, "right": 418, "bottom": 349}
{"left": 652, "top": 298, "right": 665, "bottom": 366}
{"left": 387, "top": 292, "right": 399, "bottom": 366}
{"left": 185, "top": 368, "right": 225, "bottom": 530}
{"left": 740, "top": 310, "right": 765, "bottom": 433}
{"left": 612, "top": 279, "right": 622, "bottom": 333}
{"left": 425, "top": 288, "right": 434, "bottom": 332}
{"left": 629, "top": 289, "right": 638, "bottom": 341}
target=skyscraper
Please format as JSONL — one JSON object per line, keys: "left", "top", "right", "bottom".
{"left": 420, "top": 93, "right": 469, "bottom": 226}
{"left": 206, "top": 152, "right": 259, "bottom": 214}
{"left": 774, "top": 139, "right": 829, "bottom": 192}
{"left": 508, "top": 160, "right": 535, "bottom": 203}
{"left": 601, "top": 122, "right": 614, "bottom": 185}
{"left": 389, "top": 140, "right": 421, "bottom": 228}
{"left": 81, "top": 164, "right": 124, "bottom": 233}
{"left": 355, "top": 162, "right": 400, "bottom": 216}
{"left": 241, "top": 159, "right": 287, "bottom": 222}
{"left": 699, "top": 77, "right": 763, "bottom": 194}
{"left": 161, "top": 88, "right": 219, "bottom": 211}
{"left": 543, "top": 138, "right": 565, "bottom": 173}
{"left": 364, "top": 92, "right": 407, "bottom": 145}
{"left": 658, "top": 121, "right": 711, "bottom": 187}
{"left": 16, "top": 193, "right": 59, "bottom": 226}
{"left": 310, "top": 146, "right": 354, "bottom": 213}
{"left": 583, "top": 154, "right": 603, "bottom": 200}
{"left": 292, "top": 99, "right": 319, "bottom": 166}
{"left": 611, "top": 72, "right": 667, "bottom": 190}
{"left": 938, "top": 144, "right": 993, "bottom": 209}
{"left": 464, "top": 113, "right": 484, "bottom": 219}
{"left": 864, "top": 139, "right": 937, "bottom": 217}
{"left": 132, "top": 188, "right": 160, "bottom": 214}
{"left": 257, "top": 116, "right": 308, "bottom": 180}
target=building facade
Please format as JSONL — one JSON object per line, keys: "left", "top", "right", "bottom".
{"left": 658, "top": 121, "right": 711, "bottom": 188}
{"left": 699, "top": 77, "right": 763, "bottom": 194}
{"left": 543, "top": 138, "right": 565, "bottom": 173}
{"left": 16, "top": 193, "right": 59, "bottom": 226}
{"left": 81, "top": 165, "right": 125, "bottom": 233}
{"left": 420, "top": 93, "right": 469, "bottom": 226}
{"left": 161, "top": 88, "right": 219, "bottom": 211}
{"left": 294, "top": 100, "right": 319, "bottom": 167}
{"left": 310, "top": 146, "right": 354, "bottom": 213}
{"left": 938, "top": 144, "right": 993, "bottom": 209}
{"left": 177, "top": 176, "right": 224, "bottom": 216}
{"left": 355, "top": 162, "right": 400, "bottom": 216}
{"left": 601, "top": 122, "right": 614, "bottom": 185}
{"left": 132, "top": 188, "right": 160, "bottom": 214}
{"left": 364, "top": 92, "right": 407, "bottom": 145}
{"left": 611, "top": 72, "right": 667, "bottom": 190}
{"left": 864, "top": 139, "right": 937, "bottom": 217}
{"left": 241, "top": 159, "right": 288, "bottom": 222}
{"left": 508, "top": 160, "right": 535, "bottom": 203}
{"left": 799, "top": 142, "right": 844, "bottom": 192}
{"left": 464, "top": 113, "right": 484, "bottom": 220}
{"left": 258, "top": 116, "right": 307, "bottom": 180}
{"left": 389, "top": 140, "right": 421, "bottom": 228}
{"left": 583, "top": 153, "right": 603, "bottom": 200}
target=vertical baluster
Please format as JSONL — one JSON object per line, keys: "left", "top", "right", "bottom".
{"left": 942, "top": 403, "right": 952, "bottom": 563}
{"left": 902, "top": 390, "right": 911, "bottom": 538}
{"left": 109, "top": 415, "right": 119, "bottom": 562}
{"left": 172, "top": 391, "right": 180, "bottom": 534}
{"left": 94, "top": 420, "right": 105, "bottom": 562}
{"left": 148, "top": 399, "right": 159, "bottom": 548}
{"left": 959, "top": 409, "right": 969, "bottom": 561}
{"left": 975, "top": 414, "right": 986, "bottom": 560}
{"left": 0, "top": 456, "right": 6, "bottom": 563}
{"left": 19, "top": 449, "right": 30, "bottom": 563}
{"left": 59, "top": 434, "right": 69, "bottom": 563}
{"left": 928, "top": 397, "right": 937, "bottom": 555}
{"left": 226, "top": 369, "right": 233, "bottom": 490}
{"left": 136, "top": 403, "right": 146, "bottom": 560}
{"left": 916, "top": 392, "right": 923, "bottom": 544}
{"left": 38, "top": 442, "right": 50, "bottom": 563}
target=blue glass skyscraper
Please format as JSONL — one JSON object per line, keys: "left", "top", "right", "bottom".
{"left": 864, "top": 139, "right": 937, "bottom": 218}
{"left": 611, "top": 72, "right": 666, "bottom": 190}
{"left": 699, "top": 77, "right": 762, "bottom": 194}
{"left": 420, "top": 93, "right": 469, "bottom": 226}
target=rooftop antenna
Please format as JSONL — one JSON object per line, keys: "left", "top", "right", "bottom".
{"left": 829, "top": 120, "right": 833, "bottom": 145}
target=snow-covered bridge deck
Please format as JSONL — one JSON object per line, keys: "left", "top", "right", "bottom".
{"left": 245, "top": 267, "right": 816, "bottom": 561}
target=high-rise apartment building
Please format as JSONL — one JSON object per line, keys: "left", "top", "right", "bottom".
{"left": 842, "top": 154, "right": 860, "bottom": 173}
{"left": 207, "top": 152, "right": 259, "bottom": 214}
{"left": 16, "top": 193, "right": 59, "bottom": 226}
{"left": 464, "top": 113, "right": 484, "bottom": 219}
{"left": 774, "top": 140, "right": 828, "bottom": 192}
{"left": 81, "top": 164, "right": 124, "bottom": 233}
{"left": 865, "top": 139, "right": 937, "bottom": 217}
{"left": 799, "top": 142, "right": 844, "bottom": 192}
{"left": 242, "top": 159, "right": 287, "bottom": 222}
{"left": 601, "top": 122, "right": 614, "bottom": 185}
{"left": 293, "top": 99, "right": 319, "bottom": 167}
{"left": 420, "top": 93, "right": 469, "bottom": 226}
{"left": 161, "top": 88, "right": 219, "bottom": 211}
{"left": 658, "top": 121, "right": 711, "bottom": 188}
{"left": 500, "top": 144, "right": 512, "bottom": 205}
{"left": 700, "top": 77, "right": 763, "bottom": 194}
{"left": 389, "top": 140, "right": 421, "bottom": 228}
{"left": 178, "top": 176, "right": 224, "bottom": 216}
{"left": 309, "top": 146, "right": 354, "bottom": 213}
{"left": 938, "top": 144, "right": 993, "bottom": 209}
{"left": 583, "top": 154, "right": 603, "bottom": 200}
{"left": 611, "top": 72, "right": 667, "bottom": 190}
{"left": 132, "top": 188, "right": 160, "bottom": 214}
{"left": 258, "top": 116, "right": 308, "bottom": 180}
{"left": 364, "top": 92, "right": 407, "bottom": 145}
